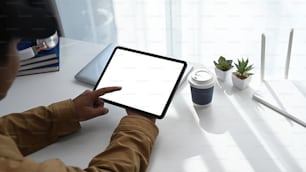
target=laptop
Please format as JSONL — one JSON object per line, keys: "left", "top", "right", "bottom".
{"left": 75, "top": 43, "right": 117, "bottom": 85}
{"left": 75, "top": 43, "right": 193, "bottom": 87}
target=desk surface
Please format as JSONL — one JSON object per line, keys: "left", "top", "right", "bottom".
{"left": 1, "top": 38, "right": 306, "bottom": 172}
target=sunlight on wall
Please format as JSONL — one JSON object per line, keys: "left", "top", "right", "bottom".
{"left": 113, "top": 0, "right": 168, "bottom": 55}
{"left": 112, "top": 0, "right": 306, "bottom": 80}
{"left": 56, "top": 0, "right": 117, "bottom": 44}
{"left": 57, "top": 0, "right": 306, "bottom": 80}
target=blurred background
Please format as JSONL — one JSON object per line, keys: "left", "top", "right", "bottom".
{"left": 55, "top": 0, "right": 306, "bottom": 80}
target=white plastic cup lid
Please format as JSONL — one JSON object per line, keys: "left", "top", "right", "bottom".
{"left": 189, "top": 68, "right": 215, "bottom": 89}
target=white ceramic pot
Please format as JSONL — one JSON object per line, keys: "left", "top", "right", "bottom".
{"left": 232, "top": 74, "right": 252, "bottom": 90}
{"left": 214, "top": 67, "right": 232, "bottom": 81}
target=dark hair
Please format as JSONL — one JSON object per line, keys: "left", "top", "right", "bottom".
{"left": 0, "top": 40, "right": 10, "bottom": 65}
{"left": 0, "top": 0, "right": 59, "bottom": 64}
{"left": 0, "top": 0, "right": 59, "bottom": 39}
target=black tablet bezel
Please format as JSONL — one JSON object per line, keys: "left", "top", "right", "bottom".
{"left": 94, "top": 46, "right": 187, "bottom": 119}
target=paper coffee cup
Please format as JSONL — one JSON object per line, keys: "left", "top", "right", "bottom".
{"left": 188, "top": 68, "right": 215, "bottom": 107}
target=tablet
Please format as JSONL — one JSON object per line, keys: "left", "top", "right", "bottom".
{"left": 94, "top": 46, "right": 187, "bottom": 119}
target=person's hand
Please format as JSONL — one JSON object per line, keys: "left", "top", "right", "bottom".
{"left": 126, "top": 109, "right": 156, "bottom": 123}
{"left": 73, "top": 87, "right": 121, "bottom": 121}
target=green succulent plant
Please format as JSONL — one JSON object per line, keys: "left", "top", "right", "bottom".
{"left": 234, "top": 58, "right": 254, "bottom": 79}
{"left": 213, "top": 56, "right": 233, "bottom": 71}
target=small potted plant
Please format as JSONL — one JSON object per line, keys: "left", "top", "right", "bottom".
{"left": 232, "top": 58, "right": 254, "bottom": 89}
{"left": 213, "top": 56, "right": 233, "bottom": 81}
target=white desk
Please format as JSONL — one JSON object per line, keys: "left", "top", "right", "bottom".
{"left": 1, "top": 38, "right": 306, "bottom": 172}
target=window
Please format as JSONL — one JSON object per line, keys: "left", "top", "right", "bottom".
{"left": 57, "top": 0, "right": 306, "bottom": 80}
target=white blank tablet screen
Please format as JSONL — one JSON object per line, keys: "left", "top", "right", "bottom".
{"left": 95, "top": 47, "right": 186, "bottom": 119}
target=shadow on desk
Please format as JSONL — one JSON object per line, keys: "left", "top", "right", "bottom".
{"left": 155, "top": 80, "right": 305, "bottom": 172}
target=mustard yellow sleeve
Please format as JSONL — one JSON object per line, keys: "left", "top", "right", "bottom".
{"left": 0, "top": 114, "right": 158, "bottom": 172}
{"left": 0, "top": 99, "right": 81, "bottom": 155}
{"left": 85, "top": 115, "right": 159, "bottom": 172}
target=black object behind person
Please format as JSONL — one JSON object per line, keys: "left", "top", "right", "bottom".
{"left": 0, "top": 0, "right": 58, "bottom": 58}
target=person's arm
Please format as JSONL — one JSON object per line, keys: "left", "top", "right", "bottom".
{"left": 0, "top": 87, "right": 158, "bottom": 172}
{"left": 0, "top": 113, "right": 158, "bottom": 172}
{"left": 85, "top": 114, "right": 158, "bottom": 172}
{"left": 0, "top": 87, "right": 121, "bottom": 156}
{"left": 0, "top": 99, "right": 81, "bottom": 155}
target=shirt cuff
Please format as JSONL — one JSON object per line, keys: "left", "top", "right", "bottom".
{"left": 48, "top": 99, "right": 81, "bottom": 136}
{"left": 116, "top": 115, "right": 159, "bottom": 143}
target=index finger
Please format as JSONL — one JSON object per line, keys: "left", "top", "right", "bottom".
{"left": 94, "top": 86, "right": 122, "bottom": 96}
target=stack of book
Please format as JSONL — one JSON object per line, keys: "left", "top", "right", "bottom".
{"left": 17, "top": 39, "right": 60, "bottom": 76}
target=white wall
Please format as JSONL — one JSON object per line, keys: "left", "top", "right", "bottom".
{"left": 56, "top": 0, "right": 306, "bottom": 80}
{"left": 55, "top": 0, "right": 117, "bottom": 45}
